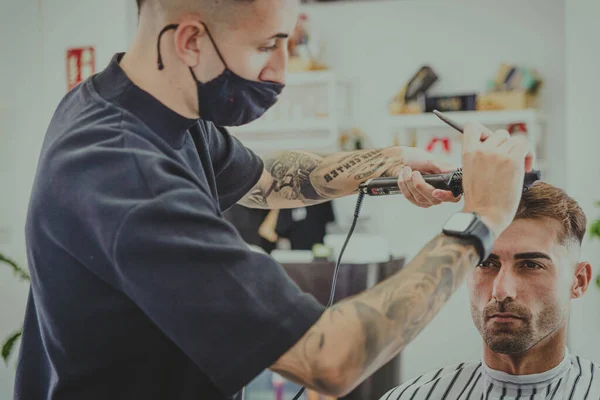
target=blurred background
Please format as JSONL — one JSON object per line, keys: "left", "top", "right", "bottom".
{"left": 1, "top": 0, "right": 599, "bottom": 399}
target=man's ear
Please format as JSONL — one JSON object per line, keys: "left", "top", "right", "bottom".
{"left": 571, "top": 262, "right": 592, "bottom": 299}
{"left": 174, "top": 21, "right": 207, "bottom": 67}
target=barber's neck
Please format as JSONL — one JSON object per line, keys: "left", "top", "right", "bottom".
{"left": 483, "top": 325, "right": 567, "bottom": 375}
{"left": 120, "top": 26, "right": 198, "bottom": 119}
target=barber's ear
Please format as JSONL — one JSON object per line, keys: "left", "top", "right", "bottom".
{"left": 174, "top": 21, "right": 207, "bottom": 67}
{"left": 571, "top": 262, "right": 592, "bottom": 299}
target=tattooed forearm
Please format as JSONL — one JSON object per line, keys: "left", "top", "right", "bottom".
{"left": 353, "top": 157, "right": 390, "bottom": 180}
{"left": 270, "top": 235, "right": 479, "bottom": 396}
{"left": 244, "top": 187, "right": 271, "bottom": 208}
{"left": 237, "top": 151, "right": 323, "bottom": 209}
{"left": 264, "top": 151, "right": 325, "bottom": 202}
{"left": 239, "top": 147, "right": 406, "bottom": 209}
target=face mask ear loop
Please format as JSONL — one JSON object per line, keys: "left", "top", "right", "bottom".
{"left": 200, "top": 22, "right": 228, "bottom": 68}
{"left": 156, "top": 24, "right": 179, "bottom": 70}
{"left": 189, "top": 68, "right": 200, "bottom": 83}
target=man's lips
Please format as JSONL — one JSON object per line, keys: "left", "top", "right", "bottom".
{"left": 487, "top": 313, "right": 523, "bottom": 322}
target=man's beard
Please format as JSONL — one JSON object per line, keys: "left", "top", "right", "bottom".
{"left": 471, "top": 300, "right": 563, "bottom": 354}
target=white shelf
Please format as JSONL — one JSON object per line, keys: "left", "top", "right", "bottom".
{"left": 386, "top": 109, "right": 544, "bottom": 129}
{"left": 229, "top": 118, "right": 337, "bottom": 134}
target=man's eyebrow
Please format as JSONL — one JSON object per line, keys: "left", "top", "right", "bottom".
{"left": 514, "top": 252, "right": 552, "bottom": 260}
{"left": 270, "top": 33, "right": 289, "bottom": 39}
{"left": 487, "top": 253, "right": 500, "bottom": 261}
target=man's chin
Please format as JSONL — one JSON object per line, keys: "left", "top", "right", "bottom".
{"left": 484, "top": 331, "right": 533, "bottom": 354}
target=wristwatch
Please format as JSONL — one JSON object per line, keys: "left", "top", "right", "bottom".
{"left": 442, "top": 212, "right": 494, "bottom": 263}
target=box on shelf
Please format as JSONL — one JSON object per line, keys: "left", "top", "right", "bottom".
{"left": 425, "top": 94, "right": 477, "bottom": 112}
{"left": 477, "top": 90, "right": 539, "bottom": 111}
{"left": 388, "top": 65, "right": 439, "bottom": 115}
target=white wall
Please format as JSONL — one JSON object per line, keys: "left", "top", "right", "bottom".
{"left": 300, "top": 0, "right": 566, "bottom": 381}
{"left": 41, "top": 0, "right": 132, "bottom": 126}
{"left": 0, "top": 0, "right": 44, "bottom": 396}
{"left": 564, "top": 0, "right": 600, "bottom": 364}
{"left": 0, "top": 0, "right": 131, "bottom": 396}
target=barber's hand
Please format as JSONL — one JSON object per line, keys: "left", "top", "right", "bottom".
{"left": 461, "top": 123, "right": 533, "bottom": 238}
{"left": 394, "top": 147, "right": 462, "bottom": 208}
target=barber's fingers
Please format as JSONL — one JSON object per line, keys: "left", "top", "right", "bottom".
{"left": 481, "top": 129, "right": 511, "bottom": 150}
{"left": 510, "top": 135, "right": 534, "bottom": 172}
{"left": 398, "top": 166, "right": 424, "bottom": 205}
{"left": 433, "top": 189, "right": 463, "bottom": 203}
{"left": 498, "top": 134, "right": 534, "bottom": 172}
{"left": 398, "top": 166, "right": 434, "bottom": 208}
{"left": 515, "top": 135, "right": 534, "bottom": 172}
{"left": 524, "top": 152, "right": 534, "bottom": 172}
{"left": 412, "top": 170, "right": 443, "bottom": 205}
{"left": 463, "top": 122, "right": 493, "bottom": 152}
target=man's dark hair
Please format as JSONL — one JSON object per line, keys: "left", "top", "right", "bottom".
{"left": 135, "top": 0, "right": 255, "bottom": 22}
{"left": 515, "top": 181, "right": 587, "bottom": 245}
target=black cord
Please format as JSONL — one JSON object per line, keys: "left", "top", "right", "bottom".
{"left": 291, "top": 192, "right": 365, "bottom": 400}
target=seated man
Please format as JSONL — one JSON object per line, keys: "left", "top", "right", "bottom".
{"left": 381, "top": 182, "right": 599, "bottom": 400}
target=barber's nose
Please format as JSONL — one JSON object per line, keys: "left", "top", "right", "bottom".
{"left": 492, "top": 267, "right": 517, "bottom": 302}
{"left": 259, "top": 46, "right": 288, "bottom": 85}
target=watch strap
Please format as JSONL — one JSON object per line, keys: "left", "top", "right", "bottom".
{"left": 465, "top": 214, "right": 494, "bottom": 263}
{"left": 443, "top": 213, "right": 494, "bottom": 263}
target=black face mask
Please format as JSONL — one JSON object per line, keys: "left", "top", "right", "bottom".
{"left": 157, "top": 23, "right": 285, "bottom": 127}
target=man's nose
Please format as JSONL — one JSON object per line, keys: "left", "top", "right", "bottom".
{"left": 492, "top": 267, "right": 518, "bottom": 302}
{"left": 259, "top": 46, "right": 288, "bottom": 85}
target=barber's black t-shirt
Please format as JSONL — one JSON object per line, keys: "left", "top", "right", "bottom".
{"left": 15, "top": 53, "right": 324, "bottom": 400}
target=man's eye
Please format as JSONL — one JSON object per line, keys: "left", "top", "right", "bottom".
{"left": 478, "top": 260, "right": 498, "bottom": 269}
{"left": 521, "top": 261, "right": 542, "bottom": 270}
{"left": 259, "top": 43, "right": 278, "bottom": 53}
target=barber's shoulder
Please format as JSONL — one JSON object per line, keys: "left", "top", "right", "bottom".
{"left": 378, "top": 361, "right": 481, "bottom": 400}
{"left": 200, "top": 119, "right": 249, "bottom": 151}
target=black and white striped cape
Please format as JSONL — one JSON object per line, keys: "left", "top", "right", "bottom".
{"left": 380, "top": 352, "right": 600, "bottom": 400}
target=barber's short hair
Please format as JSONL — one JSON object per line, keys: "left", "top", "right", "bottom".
{"left": 515, "top": 182, "right": 586, "bottom": 245}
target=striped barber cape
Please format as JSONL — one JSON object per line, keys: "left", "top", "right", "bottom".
{"left": 380, "top": 349, "right": 600, "bottom": 400}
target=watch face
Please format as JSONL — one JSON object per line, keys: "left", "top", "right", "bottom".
{"left": 444, "top": 213, "right": 475, "bottom": 232}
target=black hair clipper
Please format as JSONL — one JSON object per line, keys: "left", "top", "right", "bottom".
{"left": 359, "top": 169, "right": 541, "bottom": 197}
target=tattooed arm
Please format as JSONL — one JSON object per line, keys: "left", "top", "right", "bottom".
{"left": 238, "top": 148, "right": 407, "bottom": 209}
{"left": 269, "top": 235, "right": 480, "bottom": 396}
{"left": 266, "top": 123, "right": 531, "bottom": 396}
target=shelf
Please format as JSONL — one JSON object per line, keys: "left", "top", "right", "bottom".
{"left": 229, "top": 118, "right": 337, "bottom": 134}
{"left": 386, "top": 109, "right": 544, "bottom": 129}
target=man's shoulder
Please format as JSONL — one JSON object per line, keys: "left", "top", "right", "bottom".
{"left": 379, "top": 361, "right": 482, "bottom": 400}
{"left": 568, "top": 354, "right": 600, "bottom": 381}
{"left": 51, "top": 78, "right": 167, "bottom": 148}
{"left": 43, "top": 83, "right": 173, "bottom": 176}
{"left": 32, "top": 82, "right": 178, "bottom": 219}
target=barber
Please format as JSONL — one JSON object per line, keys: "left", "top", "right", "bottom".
{"left": 15, "top": 0, "right": 534, "bottom": 399}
